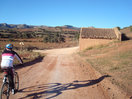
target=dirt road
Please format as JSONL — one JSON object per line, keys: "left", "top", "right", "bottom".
{"left": 7, "top": 47, "right": 128, "bottom": 99}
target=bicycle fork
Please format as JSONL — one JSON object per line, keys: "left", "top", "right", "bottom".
{"left": 3, "top": 76, "right": 7, "bottom": 83}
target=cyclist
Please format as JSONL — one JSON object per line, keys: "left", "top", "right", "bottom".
{"left": 0, "top": 44, "right": 23, "bottom": 95}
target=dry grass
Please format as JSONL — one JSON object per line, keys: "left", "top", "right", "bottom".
{"left": 14, "top": 50, "right": 44, "bottom": 64}
{"left": 0, "top": 50, "right": 44, "bottom": 72}
{"left": 79, "top": 40, "right": 132, "bottom": 95}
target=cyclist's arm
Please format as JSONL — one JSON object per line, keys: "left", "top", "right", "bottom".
{"left": 14, "top": 52, "right": 23, "bottom": 64}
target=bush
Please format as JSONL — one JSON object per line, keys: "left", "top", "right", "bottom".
{"left": 43, "top": 33, "right": 65, "bottom": 43}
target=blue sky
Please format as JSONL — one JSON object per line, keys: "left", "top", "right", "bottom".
{"left": 0, "top": 0, "right": 132, "bottom": 28}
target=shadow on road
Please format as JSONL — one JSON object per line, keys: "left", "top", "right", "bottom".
{"left": 18, "top": 75, "right": 111, "bottom": 99}
{"left": 15, "top": 56, "right": 44, "bottom": 70}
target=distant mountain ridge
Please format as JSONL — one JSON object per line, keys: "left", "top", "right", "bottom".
{"left": 0, "top": 23, "right": 34, "bottom": 29}
{"left": 0, "top": 23, "right": 80, "bottom": 30}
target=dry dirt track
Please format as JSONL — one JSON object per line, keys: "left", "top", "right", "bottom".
{"left": 8, "top": 47, "right": 129, "bottom": 99}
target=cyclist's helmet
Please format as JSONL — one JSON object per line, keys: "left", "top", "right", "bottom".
{"left": 6, "top": 44, "right": 13, "bottom": 49}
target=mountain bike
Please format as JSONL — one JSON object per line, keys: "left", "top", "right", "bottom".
{"left": 0, "top": 68, "right": 19, "bottom": 99}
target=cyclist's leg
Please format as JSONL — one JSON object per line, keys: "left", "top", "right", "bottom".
{"left": 8, "top": 68, "right": 15, "bottom": 90}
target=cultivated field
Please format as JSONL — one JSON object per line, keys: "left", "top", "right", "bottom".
{"left": 0, "top": 38, "right": 78, "bottom": 50}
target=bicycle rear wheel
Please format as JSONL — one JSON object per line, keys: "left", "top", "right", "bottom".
{"left": 0, "top": 82, "right": 10, "bottom": 99}
{"left": 14, "top": 72, "right": 19, "bottom": 92}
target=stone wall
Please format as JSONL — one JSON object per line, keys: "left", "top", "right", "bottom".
{"left": 79, "top": 38, "right": 113, "bottom": 50}
{"left": 114, "top": 27, "right": 122, "bottom": 41}
{"left": 79, "top": 27, "right": 122, "bottom": 51}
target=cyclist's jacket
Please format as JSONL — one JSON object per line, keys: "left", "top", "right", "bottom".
{"left": 1, "top": 49, "right": 23, "bottom": 68}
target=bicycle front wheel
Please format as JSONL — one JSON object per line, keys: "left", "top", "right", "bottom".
{"left": 14, "top": 72, "right": 19, "bottom": 92}
{"left": 0, "top": 82, "right": 10, "bottom": 99}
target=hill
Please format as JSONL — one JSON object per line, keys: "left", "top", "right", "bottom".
{"left": 0, "top": 23, "right": 79, "bottom": 30}
{"left": 0, "top": 23, "right": 33, "bottom": 29}
{"left": 120, "top": 26, "right": 132, "bottom": 40}
{"left": 0, "top": 23, "right": 80, "bottom": 43}
{"left": 78, "top": 40, "right": 132, "bottom": 97}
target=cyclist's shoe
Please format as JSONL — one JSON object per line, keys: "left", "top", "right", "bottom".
{"left": 12, "top": 89, "right": 15, "bottom": 95}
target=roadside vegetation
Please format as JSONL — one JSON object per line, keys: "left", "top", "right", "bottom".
{"left": 78, "top": 40, "right": 132, "bottom": 96}
{"left": 0, "top": 48, "right": 44, "bottom": 73}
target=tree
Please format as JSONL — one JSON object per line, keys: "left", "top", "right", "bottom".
{"left": 74, "top": 33, "right": 80, "bottom": 40}
{"left": 43, "top": 35, "right": 49, "bottom": 43}
{"left": 116, "top": 27, "right": 121, "bottom": 30}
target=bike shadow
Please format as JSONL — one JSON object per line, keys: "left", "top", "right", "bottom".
{"left": 18, "top": 75, "right": 111, "bottom": 99}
